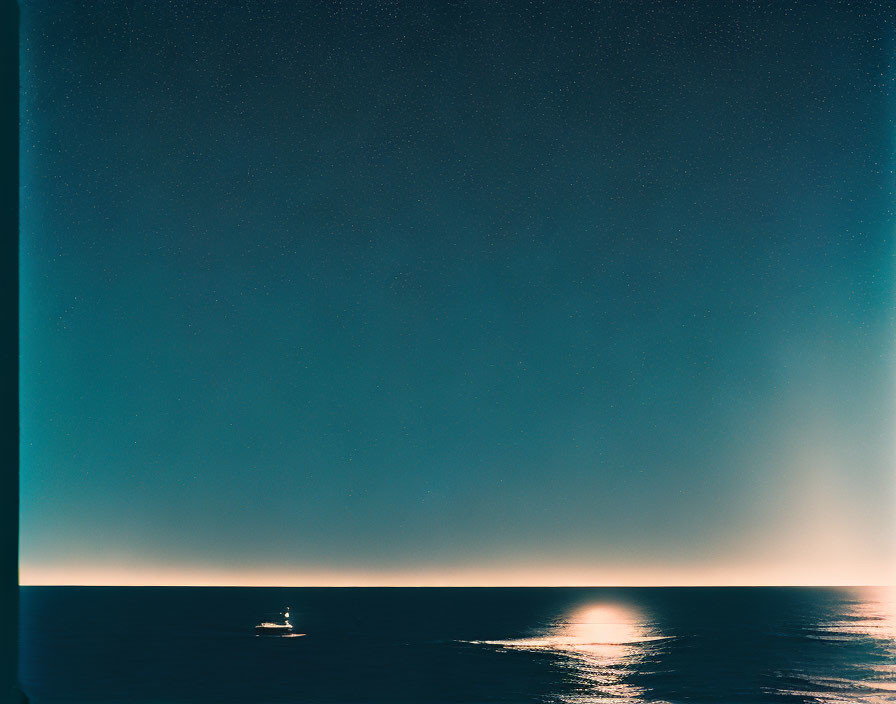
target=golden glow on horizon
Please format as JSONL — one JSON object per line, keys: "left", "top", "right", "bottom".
{"left": 20, "top": 455, "right": 893, "bottom": 588}
{"left": 18, "top": 560, "right": 896, "bottom": 587}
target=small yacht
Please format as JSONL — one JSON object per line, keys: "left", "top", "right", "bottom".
{"left": 255, "top": 607, "right": 293, "bottom": 635}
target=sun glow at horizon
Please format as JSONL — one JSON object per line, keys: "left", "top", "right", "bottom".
{"left": 18, "top": 561, "right": 896, "bottom": 587}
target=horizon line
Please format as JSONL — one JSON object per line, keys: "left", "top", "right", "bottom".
{"left": 19, "top": 582, "right": 895, "bottom": 588}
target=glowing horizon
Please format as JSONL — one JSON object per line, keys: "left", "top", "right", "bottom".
{"left": 19, "top": 561, "right": 896, "bottom": 588}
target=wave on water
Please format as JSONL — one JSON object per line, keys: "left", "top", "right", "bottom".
{"left": 769, "top": 589, "right": 896, "bottom": 703}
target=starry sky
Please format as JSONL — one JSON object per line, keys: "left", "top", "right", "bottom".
{"left": 19, "top": 1, "right": 896, "bottom": 586}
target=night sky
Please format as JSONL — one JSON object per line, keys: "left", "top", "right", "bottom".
{"left": 20, "top": 1, "right": 895, "bottom": 585}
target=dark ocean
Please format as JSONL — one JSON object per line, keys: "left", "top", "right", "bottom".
{"left": 19, "top": 586, "right": 896, "bottom": 703}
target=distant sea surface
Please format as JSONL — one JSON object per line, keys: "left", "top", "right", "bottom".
{"left": 19, "top": 586, "right": 896, "bottom": 703}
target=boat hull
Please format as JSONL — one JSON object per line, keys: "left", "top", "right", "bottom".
{"left": 255, "top": 624, "right": 292, "bottom": 635}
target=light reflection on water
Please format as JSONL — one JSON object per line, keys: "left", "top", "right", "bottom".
{"left": 816, "top": 588, "right": 896, "bottom": 642}
{"left": 773, "top": 588, "right": 896, "bottom": 704}
{"left": 470, "top": 603, "right": 670, "bottom": 703}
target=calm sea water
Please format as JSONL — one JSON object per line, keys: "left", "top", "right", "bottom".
{"left": 19, "top": 586, "right": 896, "bottom": 703}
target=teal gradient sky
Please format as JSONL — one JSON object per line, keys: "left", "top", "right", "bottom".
{"left": 19, "top": 1, "right": 896, "bottom": 585}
